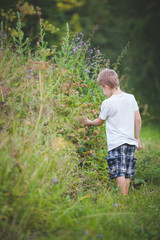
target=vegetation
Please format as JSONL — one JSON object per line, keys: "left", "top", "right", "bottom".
{"left": 0, "top": 18, "right": 160, "bottom": 240}
{"left": 0, "top": 0, "right": 160, "bottom": 117}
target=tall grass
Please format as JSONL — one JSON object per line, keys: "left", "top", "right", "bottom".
{"left": 0, "top": 20, "right": 160, "bottom": 240}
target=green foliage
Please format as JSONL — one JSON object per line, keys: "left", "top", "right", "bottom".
{"left": 1, "top": 0, "right": 159, "bottom": 117}
{"left": 113, "top": 41, "right": 130, "bottom": 72}
{"left": 37, "top": 20, "right": 48, "bottom": 51}
{"left": 0, "top": 20, "right": 160, "bottom": 240}
{"left": 11, "top": 12, "right": 30, "bottom": 57}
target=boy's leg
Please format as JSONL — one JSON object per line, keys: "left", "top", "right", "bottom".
{"left": 116, "top": 176, "right": 130, "bottom": 195}
{"left": 125, "top": 178, "right": 130, "bottom": 195}
{"left": 107, "top": 144, "right": 133, "bottom": 195}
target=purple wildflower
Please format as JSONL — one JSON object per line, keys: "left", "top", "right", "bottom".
{"left": 113, "top": 203, "right": 118, "bottom": 207}
{"left": 28, "top": 76, "right": 31, "bottom": 79}
{"left": 53, "top": 178, "right": 58, "bottom": 183}
{"left": 84, "top": 69, "right": 90, "bottom": 73}
{"left": 83, "top": 230, "right": 87, "bottom": 235}
{"left": 99, "top": 234, "right": 103, "bottom": 238}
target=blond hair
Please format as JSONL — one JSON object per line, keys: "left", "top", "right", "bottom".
{"left": 97, "top": 68, "right": 119, "bottom": 89}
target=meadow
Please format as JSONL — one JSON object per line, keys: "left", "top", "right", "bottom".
{"left": 0, "top": 20, "right": 160, "bottom": 240}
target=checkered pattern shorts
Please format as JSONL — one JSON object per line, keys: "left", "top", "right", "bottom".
{"left": 106, "top": 144, "right": 137, "bottom": 179}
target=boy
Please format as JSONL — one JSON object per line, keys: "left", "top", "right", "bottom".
{"left": 84, "top": 68, "right": 142, "bottom": 195}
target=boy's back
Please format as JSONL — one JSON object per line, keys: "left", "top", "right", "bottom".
{"left": 99, "top": 92, "right": 139, "bottom": 151}
{"left": 84, "top": 68, "right": 142, "bottom": 195}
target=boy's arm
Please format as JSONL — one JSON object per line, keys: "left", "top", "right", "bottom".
{"left": 84, "top": 117, "right": 105, "bottom": 126}
{"left": 135, "top": 110, "right": 142, "bottom": 151}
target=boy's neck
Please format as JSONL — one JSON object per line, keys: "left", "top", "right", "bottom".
{"left": 111, "top": 87, "right": 123, "bottom": 96}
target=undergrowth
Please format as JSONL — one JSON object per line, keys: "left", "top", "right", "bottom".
{"left": 0, "top": 19, "right": 160, "bottom": 240}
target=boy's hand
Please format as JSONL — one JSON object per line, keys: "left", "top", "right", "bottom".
{"left": 84, "top": 118, "right": 91, "bottom": 126}
{"left": 136, "top": 138, "right": 142, "bottom": 151}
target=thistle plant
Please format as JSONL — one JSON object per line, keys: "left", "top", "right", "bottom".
{"left": 54, "top": 26, "right": 109, "bottom": 103}
{"left": 56, "top": 22, "right": 73, "bottom": 68}
{"left": 36, "top": 19, "right": 49, "bottom": 61}
{"left": 113, "top": 41, "right": 130, "bottom": 71}
{"left": 70, "top": 32, "right": 108, "bottom": 79}
{"left": 12, "top": 12, "right": 30, "bottom": 56}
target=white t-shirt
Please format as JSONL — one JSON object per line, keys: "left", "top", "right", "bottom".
{"left": 99, "top": 92, "right": 139, "bottom": 152}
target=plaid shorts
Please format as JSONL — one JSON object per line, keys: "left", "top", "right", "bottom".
{"left": 106, "top": 144, "right": 137, "bottom": 179}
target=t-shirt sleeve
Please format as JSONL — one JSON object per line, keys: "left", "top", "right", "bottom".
{"left": 133, "top": 96, "right": 139, "bottom": 111}
{"left": 99, "top": 101, "right": 109, "bottom": 120}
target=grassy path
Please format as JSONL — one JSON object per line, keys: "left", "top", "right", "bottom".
{"left": 0, "top": 125, "right": 159, "bottom": 240}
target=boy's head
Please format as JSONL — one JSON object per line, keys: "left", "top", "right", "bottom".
{"left": 97, "top": 68, "right": 119, "bottom": 89}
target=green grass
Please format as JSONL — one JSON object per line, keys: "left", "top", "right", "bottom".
{"left": 0, "top": 124, "right": 159, "bottom": 240}
{"left": 141, "top": 125, "right": 160, "bottom": 140}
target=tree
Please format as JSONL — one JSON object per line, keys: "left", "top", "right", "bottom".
{"left": 77, "top": 0, "right": 160, "bottom": 116}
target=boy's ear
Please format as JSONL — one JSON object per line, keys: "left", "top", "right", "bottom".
{"left": 104, "top": 84, "right": 110, "bottom": 89}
